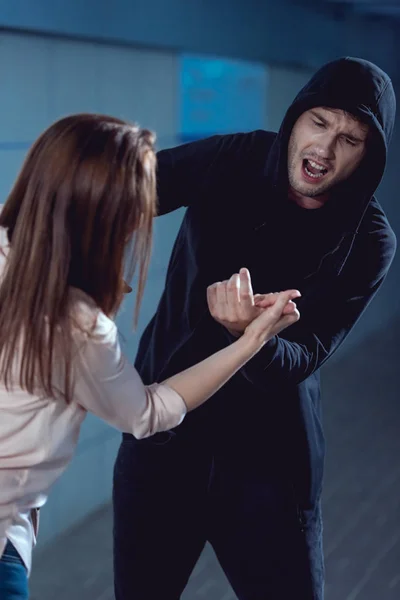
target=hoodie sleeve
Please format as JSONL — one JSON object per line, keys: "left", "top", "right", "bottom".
{"left": 227, "top": 215, "right": 396, "bottom": 389}
{"left": 156, "top": 131, "right": 265, "bottom": 215}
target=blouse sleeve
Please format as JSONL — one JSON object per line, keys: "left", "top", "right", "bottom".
{"left": 73, "top": 311, "right": 186, "bottom": 438}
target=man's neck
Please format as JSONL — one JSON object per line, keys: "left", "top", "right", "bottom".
{"left": 288, "top": 187, "right": 329, "bottom": 210}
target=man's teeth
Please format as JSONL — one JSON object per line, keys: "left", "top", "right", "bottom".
{"left": 304, "top": 159, "right": 327, "bottom": 179}
{"left": 305, "top": 166, "right": 323, "bottom": 178}
{"left": 309, "top": 160, "right": 326, "bottom": 171}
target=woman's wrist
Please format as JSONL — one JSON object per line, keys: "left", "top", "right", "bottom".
{"left": 233, "top": 329, "right": 266, "bottom": 359}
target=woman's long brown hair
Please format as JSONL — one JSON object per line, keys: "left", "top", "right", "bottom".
{"left": 0, "top": 113, "right": 156, "bottom": 403}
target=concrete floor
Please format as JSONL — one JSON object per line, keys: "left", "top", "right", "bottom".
{"left": 30, "top": 321, "right": 400, "bottom": 599}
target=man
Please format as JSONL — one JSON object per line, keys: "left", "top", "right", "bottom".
{"left": 113, "top": 57, "right": 396, "bottom": 599}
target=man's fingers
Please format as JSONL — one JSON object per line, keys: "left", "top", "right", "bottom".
{"left": 239, "top": 268, "right": 254, "bottom": 308}
{"left": 227, "top": 273, "right": 240, "bottom": 308}
{"left": 207, "top": 281, "right": 229, "bottom": 320}
{"left": 206, "top": 283, "right": 218, "bottom": 314}
{"left": 216, "top": 281, "right": 228, "bottom": 310}
{"left": 253, "top": 293, "right": 278, "bottom": 308}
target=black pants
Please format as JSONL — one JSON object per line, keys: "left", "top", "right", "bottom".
{"left": 113, "top": 431, "right": 324, "bottom": 600}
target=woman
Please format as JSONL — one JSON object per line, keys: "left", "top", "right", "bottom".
{"left": 0, "top": 114, "right": 300, "bottom": 598}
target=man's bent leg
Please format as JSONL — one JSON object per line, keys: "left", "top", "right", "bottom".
{"left": 113, "top": 431, "right": 211, "bottom": 600}
{"left": 208, "top": 472, "right": 324, "bottom": 600}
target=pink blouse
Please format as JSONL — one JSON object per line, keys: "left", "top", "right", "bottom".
{"left": 0, "top": 226, "right": 186, "bottom": 574}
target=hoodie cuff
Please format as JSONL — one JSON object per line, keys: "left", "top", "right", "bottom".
{"left": 220, "top": 325, "right": 289, "bottom": 388}
{"left": 221, "top": 326, "right": 278, "bottom": 372}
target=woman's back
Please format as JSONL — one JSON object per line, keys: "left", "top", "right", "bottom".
{"left": 0, "top": 229, "right": 186, "bottom": 573}
{"left": 0, "top": 112, "right": 189, "bottom": 577}
{"left": 0, "top": 222, "right": 186, "bottom": 575}
{"left": 0, "top": 223, "right": 94, "bottom": 572}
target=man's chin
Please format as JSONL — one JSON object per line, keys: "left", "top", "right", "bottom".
{"left": 291, "top": 180, "right": 331, "bottom": 199}
{"left": 299, "top": 187, "right": 326, "bottom": 198}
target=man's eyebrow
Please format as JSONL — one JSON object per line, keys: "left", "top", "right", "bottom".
{"left": 309, "top": 110, "right": 328, "bottom": 124}
{"left": 309, "top": 110, "right": 367, "bottom": 142}
{"left": 344, "top": 132, "right": 366, "bottom": 143}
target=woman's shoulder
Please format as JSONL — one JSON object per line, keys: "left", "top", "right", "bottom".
{"left": 69, "top": 288, "right": 117, "bottom": 345}
{"left": 0, "top": 202, "right": 117, "bottom": 346}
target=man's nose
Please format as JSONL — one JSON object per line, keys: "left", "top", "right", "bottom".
{"left": 314, "top": 135, "right": 335, "bottom": 160}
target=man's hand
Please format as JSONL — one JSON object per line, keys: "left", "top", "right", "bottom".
{"left": 207, "top": 268, "right": 297, "bottom": 336}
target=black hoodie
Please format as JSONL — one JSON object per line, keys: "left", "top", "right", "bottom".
{"left": 134, "top": 57, "right": 397, "bottom": 512}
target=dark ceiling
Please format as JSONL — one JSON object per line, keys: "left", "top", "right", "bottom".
{"left": 320, "top": 0, "right": 400, "bottom": 20}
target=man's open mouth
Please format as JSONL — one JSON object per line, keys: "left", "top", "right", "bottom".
{"left": 302, "top": 159, "right": 329, "bottom": 180}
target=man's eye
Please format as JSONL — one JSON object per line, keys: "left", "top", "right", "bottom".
{"left": 345, "top": 138, "right": 356, "bottom": 147}
{"left": 312, "top": 120, "right": 325, "bottom": 128}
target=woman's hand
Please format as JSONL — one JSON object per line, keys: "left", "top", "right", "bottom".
{"left": 243, "top": 289, "right": 300, "bottom": 348}
{"left": 207, "top": 268, "right": 298, "bottom": 337}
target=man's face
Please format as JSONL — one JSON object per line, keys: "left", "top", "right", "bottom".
{"left": 287, "top": 107, "right": 369, "bottom": 201}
